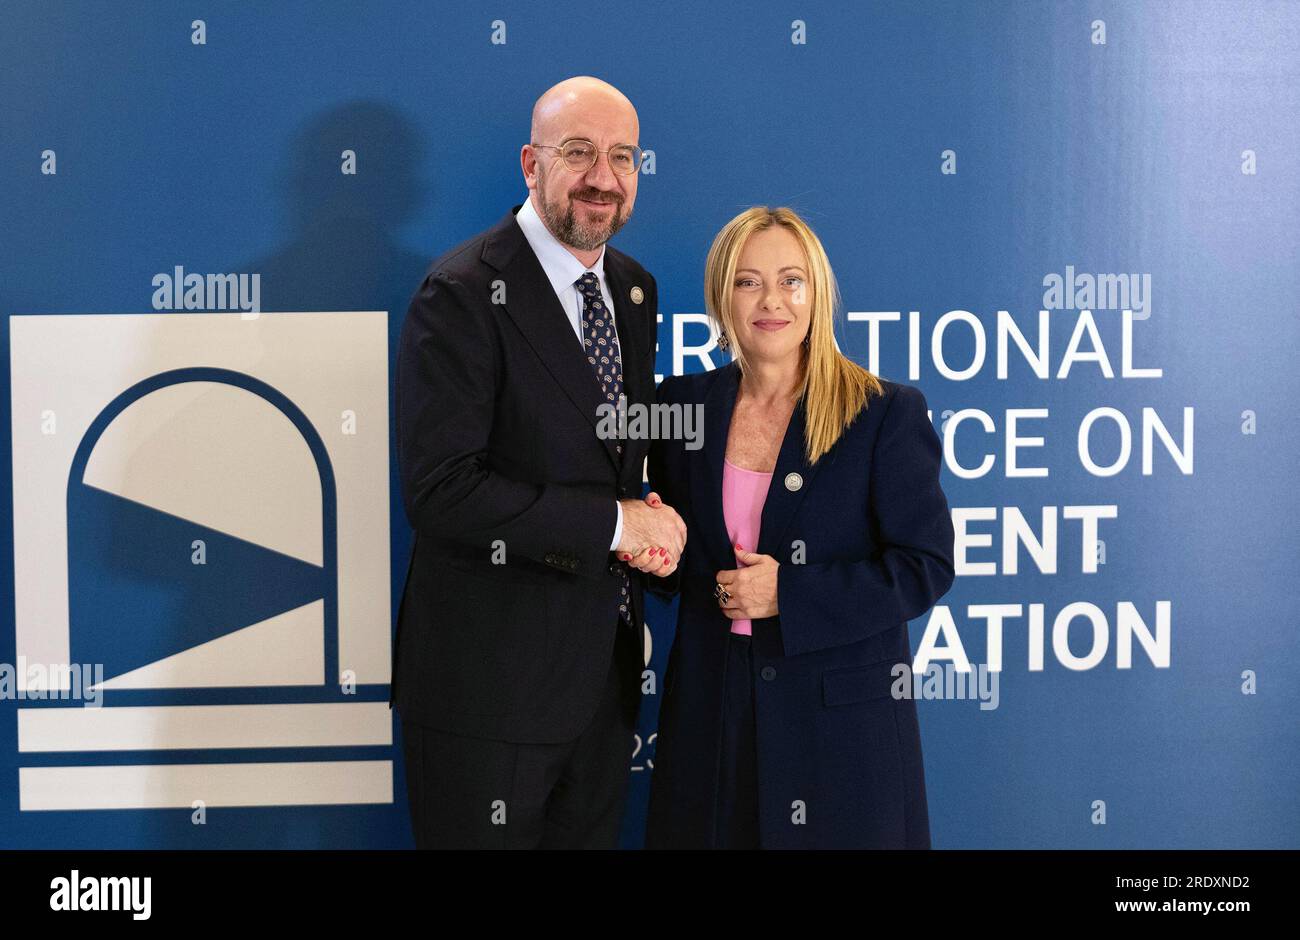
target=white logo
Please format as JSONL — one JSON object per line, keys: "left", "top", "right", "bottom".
{"left": 10, "top": 312, "right": 392, "bottom": 811}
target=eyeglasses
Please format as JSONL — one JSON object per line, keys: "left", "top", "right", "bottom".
{"left": 531, "top": 138, "right": 644, "bottom": 176}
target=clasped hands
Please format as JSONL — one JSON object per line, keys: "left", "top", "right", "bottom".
{"left": 616, "top": 493, "right": 780, "bottom": 618}
{"left": 615, "top": 491, "right": 685, "bottom": 578}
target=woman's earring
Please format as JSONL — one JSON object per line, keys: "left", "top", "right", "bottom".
{"left": 716, "top": 328, "right": 731, "bottom": 351}
{"left": 802, "top": 332, "right": 810, "bottom": 348}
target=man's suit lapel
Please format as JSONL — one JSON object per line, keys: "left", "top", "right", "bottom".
{"left": 483, "top": 205, "right": 623, "bottom": 472}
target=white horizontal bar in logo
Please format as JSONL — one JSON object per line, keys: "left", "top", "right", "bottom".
{"left": 18, "top": 760, "right": 392, "bottom": 810}
{"left": 17, "top": 702, "right": 392, "bottom": 752}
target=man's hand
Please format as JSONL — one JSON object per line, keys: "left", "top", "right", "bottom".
{"left": 715, "top": 544, "right": 779, "bottom": 619}
{"left": 616, "top": 491, "right": 685, "bottom": 577}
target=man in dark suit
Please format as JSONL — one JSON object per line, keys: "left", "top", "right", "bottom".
{"left": 390, "top": 76, "right": 685, "bottom": 848}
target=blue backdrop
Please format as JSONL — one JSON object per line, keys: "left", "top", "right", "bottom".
{"left": 2, "top": 0, "right": 1297, "bottom": 848}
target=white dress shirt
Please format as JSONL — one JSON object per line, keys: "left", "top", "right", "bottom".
{"left": 514, "top": 195, "right": 625, "bottom": 552}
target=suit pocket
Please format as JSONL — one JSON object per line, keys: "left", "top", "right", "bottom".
{"left": 822, "top": 658, "right": 904, "bottom": 707}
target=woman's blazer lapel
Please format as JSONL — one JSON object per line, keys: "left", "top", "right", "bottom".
{"left": 756, "top": 392, "right": 825, "bottom": 562}
{"left": 690, "top": 361, "right": 827, "bottom": 570}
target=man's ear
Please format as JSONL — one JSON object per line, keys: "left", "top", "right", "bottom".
{"left": 520, "top": 145, "right": 538, "bottom": 188}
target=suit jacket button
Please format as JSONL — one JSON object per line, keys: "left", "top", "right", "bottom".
{"left": 760, "top": 666, "right": 777, "bottom": 681}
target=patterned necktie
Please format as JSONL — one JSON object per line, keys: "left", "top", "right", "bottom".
{"left": 576, "top": 271, "right": 631, "bottom": 625}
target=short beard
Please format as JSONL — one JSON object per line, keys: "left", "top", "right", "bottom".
{"left": 536, "top": 163, "right": 631, "bottom": 251}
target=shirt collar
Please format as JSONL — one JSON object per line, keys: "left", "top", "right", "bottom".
{"left": 515, "top": 194, "right": 607, "bottom": 296}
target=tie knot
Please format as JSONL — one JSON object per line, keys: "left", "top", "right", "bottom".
{"left": 576, "top": 272, "right": 600, "bottom": 296}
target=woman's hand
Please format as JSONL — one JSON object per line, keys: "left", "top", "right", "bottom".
{"left": 619, "top": 491, "right": 679, "bottom": 578}
{"left": 715, "top": 544, "right": 779, "bottom": 619}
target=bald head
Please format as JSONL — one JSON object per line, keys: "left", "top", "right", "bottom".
{"left": 530, "top": 76, "right": 639, "bottom": 147}
{"left": 523, "top": 76, "right": 641, "bottom": 258}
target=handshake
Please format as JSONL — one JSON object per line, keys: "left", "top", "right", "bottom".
{"left": 614, "top": 492, "right": 685, "bottom": 578}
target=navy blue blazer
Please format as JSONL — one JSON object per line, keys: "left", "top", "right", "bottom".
{"left": 644, "top": 361, "right": 955, "bottom": 849}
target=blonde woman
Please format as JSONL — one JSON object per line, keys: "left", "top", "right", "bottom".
{"left": 635, "top": 207, "right": 955, "bottom": 848}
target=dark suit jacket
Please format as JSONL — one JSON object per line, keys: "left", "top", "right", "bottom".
{"left": 389, "top": 204, "right": 657, "bottom": 743}
{"left": 644, "top": 362, "right": 955, "bottom": 848}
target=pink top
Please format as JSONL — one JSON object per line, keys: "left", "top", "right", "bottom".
{"left": 721, "top": 458, "right": 773, "bottom": 636}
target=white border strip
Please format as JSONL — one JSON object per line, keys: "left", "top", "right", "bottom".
{"left": 18, "top": 702, "right": 392, "bottom": 752}
{"left": 19, "top": 760, "right": 393, "bottom": 810}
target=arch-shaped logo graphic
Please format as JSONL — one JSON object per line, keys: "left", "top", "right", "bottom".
{"left": 10, "top": 313, "right": 392, "bottom": 812}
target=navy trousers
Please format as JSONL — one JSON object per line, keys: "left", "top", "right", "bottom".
{"left": 714, "top": 632, "right": 761, "bottom": 849}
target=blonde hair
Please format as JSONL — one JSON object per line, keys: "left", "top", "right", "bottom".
{"left": 704, "top": 206, "right": 883, "bottom": 464}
